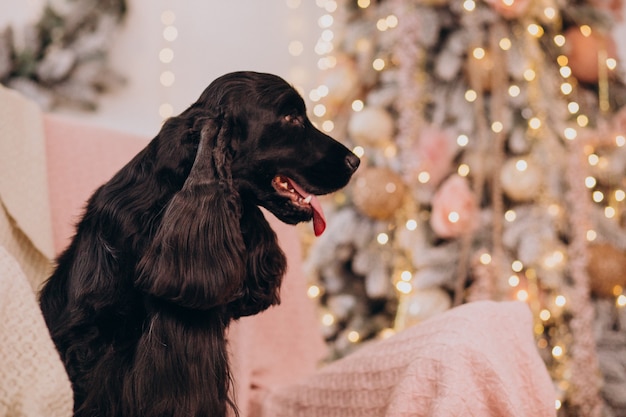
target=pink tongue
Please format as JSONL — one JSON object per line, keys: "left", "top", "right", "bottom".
{"left": 287, "top": 179, "right": 326, "bottom": 236}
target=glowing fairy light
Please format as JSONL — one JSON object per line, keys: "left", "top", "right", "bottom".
{"left": 499, "top": 37, "right": 512, "bottom": 50}
{"left": 508, "top": 274, "right": 520, "bottom": 287}
{"left": 529, "top": 117, "right": 541, "bottom": 129}
{"left": 465, "top": 89, "right": 477, "bottom": 102}
{"left": 352, "top": 99, "right": 364, "bottom": 111}
{"left": 527, "top": 23, "right": 544, "bottom": 38}
{"left": 555, "top": 295, "right": 566, "bottom": 307}
{"left": 580, "top": 25, "right": 592, "bottom": 37}
{"left": 505, "top": 210, "right": 516, "bottom": 222}
{"left": 586, "top": 229, "right": 597, "bottom": 241}
{"left": 559, "top": 66, "right": 572, "bottom": 78}
{"left": 515, "top": 159, "right": 528, "bottom": 171}
{"left": 561, "top": 82, "right": 573, "bottom": 95}
{"left": 318, "top": 14, "right": 334, "bottom": 28}
{"left": 523, "top": 69, "right": 536, "bottom": 81}
{"left": 512, "top": 260, "right": 524, "bottom": 272}
{"left": 322, "top": 120, "right": 334, "bottom": 132}
{"left": 568, "top": 102, "right": 579, "bottom": 114}
{"left": 516, "top": 289, "right": 529, "bottom": 301}
{"left": 457, "top": 134, "right": 469, "bottom": 146}
{"left": 396, "top": 281, "right": 412, "bottom": 294}
{"left": 592, "top": 191, "right": 604, "bottom": 203}
{"left": 418, "top": 171, "right": 431, "bottom": 184}
{"left": 448, "top": 211, "right": 460, "bottom": 223}
{"left": 554, "top": 35, "right": 565, "bottom": 47}
{"left": 353, "top": 146, "right": 365, "bottom": 158}
{"left": 377, "top": 233, "right": 389, "bottom": 245}
{"left": 480, "top": 253, "right": 492, "bottom": 265}
{"left": 307, "top": 285, "right": 321, "bottom": 298}
{"left": 322, "top": 313, "right": 335, "bottom": 326}
{"left": 552, "top": 345, "right": 564, "bottom": 358}
{"left": 405, "top": 219, "right": 418, "bottom": 231}
{"left": 463, "top": 0, "right": 476, "bottom": 11}
{"left": 458, "top": 164, "right": 470, "bottom": 177}
{"left": 313, "top": 104, "right": 327, "bottom": 117}
{"left": 508, "top": 85, "right": 521, "bottom": 97}
{"left": 564, "top": 127, "right": 577, "bottom": 140}
{"left": 347, "top": 331, "right": 360, "bottom": 343}
{"left": 473, "top": 47, "right": 486, "bottom": 59}
{"left": 584, "top": 176, "right": 597, "bottom": 188}
{"left": 544, "top": 7, "right": 556, "bottom": 20}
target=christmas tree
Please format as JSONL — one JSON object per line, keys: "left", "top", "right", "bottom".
{"left": 303, "top": 1, "right": 626, "bottom": 416}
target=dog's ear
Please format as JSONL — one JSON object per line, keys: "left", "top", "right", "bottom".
{"left": 134, "top": 117, "right": 246, "bottom": 310}
{"left": 228, "top": 203, "right": 287, "bottom": 318}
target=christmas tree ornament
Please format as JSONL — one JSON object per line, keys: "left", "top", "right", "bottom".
{"left": 587, "top": 243, "right": 626, "bottom": 298}
{"left": 430, "top": 175, "right": 479, "bottom": 239}
{"left": 321, "top": 55, "right": 360, "bottom": 108}
{"left": 404, "top": 125, "right": 457, "bottom": 189}
{"left": 394, "top": 287, "right": 451, "bottom": 330}
{"left": 347, "top": 106, "right": 395, "bottom": 147}
{"left": 352, "top": 166, "right": 407, "bottom": 220}
{"left": 564, "top": 26, "right": 617, "bottom": 84}
{"left": 500, "top": 156, "right": 543, "bottom": 202}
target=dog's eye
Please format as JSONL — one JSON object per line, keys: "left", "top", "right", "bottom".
{"left": 283, "top": 114, "right": 303, "bottom": 125}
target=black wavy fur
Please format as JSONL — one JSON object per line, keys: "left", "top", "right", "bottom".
{"left": 39, "top": 71, "right": 359, "bottom": 417}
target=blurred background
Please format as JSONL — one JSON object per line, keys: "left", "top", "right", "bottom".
{"left": 2, "top": 1, "right": 626, "bottom": 416}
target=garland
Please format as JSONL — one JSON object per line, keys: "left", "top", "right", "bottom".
{"left": 0, "top": 0, "right": 127, "bottom": 110}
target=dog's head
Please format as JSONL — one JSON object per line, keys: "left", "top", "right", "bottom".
{"left": 186, "top": 71, "right": 360, "bottom": 236}
{"left": 135, "top": 72, "right": 358, "bottom": 313}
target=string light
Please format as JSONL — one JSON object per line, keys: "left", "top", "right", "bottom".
{"left": 396, "top": 281, "right": 412, "bottom": 294}
{"left": 307, "top": 285, "right": 321, "bottom": 298}
{"left": 512, "top": 260, "right": 524, "bottom": 272}
{"left": 352, "top": 146, "right": 365, "bottom": 158}
{"left": 505, "top": 209, "right": 516, "bottom": 222}
{"left": 405, "top": 219, "right": 418, "bottom": 231}
{"left": 465, "top": 89, "right": 478, "bottom": 102}
{"left": 158, "top": 9, "right": 177, "bottom": 120}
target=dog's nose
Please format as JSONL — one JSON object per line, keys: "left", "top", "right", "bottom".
{"left": 345, "top": 153, "right": 360, "bottom": 173}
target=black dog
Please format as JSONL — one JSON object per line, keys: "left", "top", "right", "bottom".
{"left": 39, "top": 71, "right": 359, "bottom": 417}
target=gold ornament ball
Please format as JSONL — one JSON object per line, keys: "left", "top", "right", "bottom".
{"left": 348, "top": 106, "right": 395, "bottom": 147}
{"left": 352, "top": 166, "right": 406, "bottom": 220}
{"left": 500, "top": 157, "right": 542, "bottom": 202}
{"left": 587, "top": 243, "right": 626, "bottom": 298}
{"left": 395, "top": 287, "right": 451, "bottom": 330}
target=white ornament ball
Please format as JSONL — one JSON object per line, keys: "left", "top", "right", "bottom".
{"left": 322, "top": 57, "right": 359, "bottom": 105}
{"left": 397, "top": 287, "right": 451, "bottom": 329}
{"left": 500, "top": 157, "right": 542, "bottom": 202}
{"left": 348, "top": 106, "right": 395, "bottom": 147}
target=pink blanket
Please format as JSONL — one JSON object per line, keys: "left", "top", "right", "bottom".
{"left": 41, "top": 114, "right": 556, "bottom": 417}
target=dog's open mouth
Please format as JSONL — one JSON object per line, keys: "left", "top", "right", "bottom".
{"left": 272, "top": 175, "right": 326, "bottom": 236}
